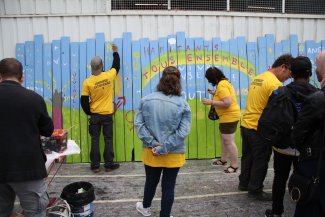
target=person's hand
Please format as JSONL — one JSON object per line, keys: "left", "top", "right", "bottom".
{"left": 151, "top": 143, "right": 163, "bottom": 156}
{"left": 112, "top": 44, "right": 118, "bottom": 52}
{"left": 207, "top": 88, "right": 214, "bottom": 95}
{"left": 202, "top": 98, "right": 213, "bottom": 106}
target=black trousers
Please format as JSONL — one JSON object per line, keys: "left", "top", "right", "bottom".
{"left": 294, "top": 159, "right": 325, "bottom": 217}
{"left": 143, "top": 165, "right": 180, "bottom": 217}
{"left": 272, "top": 150, "right": 297, "bottom": 215}
{"left": 89, "top": 114, "right": 114, "bottom": 169}
{"left": 239, "top": 126, "right": 272, "bottom": 192}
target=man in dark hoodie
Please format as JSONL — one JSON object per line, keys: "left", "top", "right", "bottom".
{"left": 291, "top": 51, "right": 325, "bottom": 217}
{"left": 264, "top": 56, "right": 317, "bottom": 217}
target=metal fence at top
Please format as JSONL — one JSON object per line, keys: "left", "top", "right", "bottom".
{"left": 111, "top": 0, "right": 325, "bottom": 15}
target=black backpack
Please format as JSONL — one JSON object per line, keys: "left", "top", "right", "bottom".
{"left": 257, "top": 86, "right": 298, "bottom": 148}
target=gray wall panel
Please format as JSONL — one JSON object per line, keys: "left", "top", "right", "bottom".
{"left": 20, "top": 0, "right": 35, "bottom": 15}
{"left": 35, "top": 0, "right": 50, "bottom": 14}
{"left": 1, "top": 18, "right": 17, "bottom": 57}
{"left": 94, "top": 16, "right": 111, "bottom": 40}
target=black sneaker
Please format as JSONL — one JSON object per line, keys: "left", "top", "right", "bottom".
{"left": 91, "top": 167, "right": 100, "bottom": 173}
{"left": 265, "top": 209, "right": 282, "bottom": 217}
{"left": 105, "top": 163, "right": 120, "bottom": 172}
{"left": 248, "top": 191, "right": 272, "bottom": 201}
{"left": 238, "top": 184, "right": 248, "bottom": 191}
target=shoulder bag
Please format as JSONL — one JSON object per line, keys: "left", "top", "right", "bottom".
{"left": 288, "top": 115, "right": 324, "bottom": 205}
{"left": 208, "top": 105, "right": 219, "bottom": 120}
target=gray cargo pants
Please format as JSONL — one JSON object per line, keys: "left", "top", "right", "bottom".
{"left": 0, "top": 179, "right": 48, "bottom": 217}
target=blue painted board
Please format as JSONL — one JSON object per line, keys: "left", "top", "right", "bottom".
{"left": 69, "top": 42, "right": 81, "bottom": 163}
{"left": 221, "top": 41, "right": 230, "bottom": 79}
{"left": 132, "top": 41, "right": 142, "bottom": 161}
{"left": 122, "top": 32, "right": 133, "bottom": 161}
{"left": 79, "top": 42, "right": 89, "bottom": 162}
{"left": 149, "top": 40, "right": 159, "bottom": 93}
{"left": 257, "top": 36, "right": 267, "bottom": 74}
{"left": 34, "top": 35, "right": 43, "bottom": 97}
{"left": 158, "top": 37, "right": 168, "bottom": 78}
{"left": 212, "top": 37, "right": 222, "bottom": 68}
{"left": 95, "top": 33, "right": 105, "bottom": 62}
{"left": 265, "top": 34, "right": 275, "bottom": 69}
{"left": 42, "top": 43, "right": 52, "bottom": 106}
{"left": 290, "top": 34, "right": 299, "bottom": 57}
{"left": 168, "top": 34, "right": 177, "bottom": 67}
{"left": 61, "top": 37, "right": 70, "bottom": 108}
{"left": 185, "top": 38, "right": 197, "bottom": 158}
{"left": 16, "top": 44, "right": 25, "bottom": 86}
{"left": 140, "top": 38, "right": 151, "bottom": 97}
{"left": 246, "top": 42, "right": 258, "bottom": 78}
{"left": 237, "top": 36, "right": 249, "bottom": 110}
{"left": 204, "top": 39, "right": 215, "bottom": 159}
{"left": 25, "top": 41, "right": 35, "bottom": 91}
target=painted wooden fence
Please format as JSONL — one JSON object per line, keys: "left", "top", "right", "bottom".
{"left": 15, "top": 33, "right": 325, "bottom": 163}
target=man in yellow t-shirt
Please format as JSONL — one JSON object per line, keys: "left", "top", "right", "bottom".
{"left": 81, "top": 44, "right": 120, "bottom": 173}
{"left": 239, "top": 54, "right": 293, "bottom": 201}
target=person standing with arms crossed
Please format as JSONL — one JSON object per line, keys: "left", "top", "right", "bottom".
{"left": 81, "top": 44, "right": 120, "bottom": 173}
{"left": 239, "top": 54, "right": 293, "bottom": 201}
{"left": 0, "top": 58, "right": 54, "bottom": 217}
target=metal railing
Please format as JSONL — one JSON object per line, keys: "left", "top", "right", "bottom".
{"left": 111, "top": 0, "right": 325, "bottom": 15}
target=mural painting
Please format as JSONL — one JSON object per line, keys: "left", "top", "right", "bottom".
{"left": 15, "top": 32, "right": 325, "bottom": 163}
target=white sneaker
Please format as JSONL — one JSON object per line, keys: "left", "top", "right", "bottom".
{"left": 136, "top": 202, "right": 151, "bottom": 216}
{"left": 273, "top": 146, "right": 300, "bottom": 156}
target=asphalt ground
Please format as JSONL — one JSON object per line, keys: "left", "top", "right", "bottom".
{"left": 14, "top": 158, "right": 296, "bottom": 217}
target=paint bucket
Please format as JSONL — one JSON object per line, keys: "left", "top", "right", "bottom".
{"left": 61, "top": 181, "right": 95, "bottom": 217}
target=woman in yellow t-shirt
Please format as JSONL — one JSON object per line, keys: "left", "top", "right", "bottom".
{"left": 202, "top": 67, "right": 240, "bottom": 173}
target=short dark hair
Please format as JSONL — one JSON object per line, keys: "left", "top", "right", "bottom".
{"left": 157, "top": 66, "right": 182, "bottom": 96}
{"left": 291, "top": 56, "right": 312, "bottom": 80}
{"left": 0, "top": 58, "right": 23, "bottom": 80}
{"left": 205, "top": 66, "right": 227, "bottom": 86}
{"left": 272, "top": 54, "right": 293, "bottom": 69}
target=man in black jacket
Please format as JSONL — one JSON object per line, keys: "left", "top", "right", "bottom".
{"left": 264, "top": 56, "right": 317, "bottom": 217}
{"left": 81, "top": 44, "right": 120, "bottom": 173}
{"left": 291, "top": 51, "right": 325, "bottom": 217}
{"left": 0, "top": 58, "right": 54, "bottom": 217}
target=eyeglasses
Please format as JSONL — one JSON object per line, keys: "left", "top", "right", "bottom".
{"left": 285, "top": 65, "right": 291, "bottom": 71}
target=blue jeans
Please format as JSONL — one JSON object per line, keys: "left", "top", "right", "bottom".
{"left": 89, "top": 114, "right": 114, "bottom": 169}
{"left": 0, "top": 179, "right": 48, "bottom": 217}
{"left": 143, "top": 165, "right": 180, "bottom": 217}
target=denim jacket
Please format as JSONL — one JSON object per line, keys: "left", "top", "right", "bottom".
{"left": 135, "top": 91, "right": 192, "bottom": 155}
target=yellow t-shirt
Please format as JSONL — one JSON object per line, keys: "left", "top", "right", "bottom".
{"left": 241, "top": 71, "right": 282, "bottom": 130}
{"left": 142, "top": 148, "right": 185, "bottom": 168}
{"left": 213, "top": 80, "right": 240, "bottom": 123}
{"left": 81, "top": 68, "right": 117, "bottom": 114}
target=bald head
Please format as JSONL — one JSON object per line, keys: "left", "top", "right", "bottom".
{"left": 90, "top": 56, "right": 103, "bottom": 75}
{"left": 316, "top": 51, "right": 325, "bottom": 84}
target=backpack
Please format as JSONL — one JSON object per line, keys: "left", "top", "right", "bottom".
{"left": 257, "top": 86, "right": 298, "bottom": 148}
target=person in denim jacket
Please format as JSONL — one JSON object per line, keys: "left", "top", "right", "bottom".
{"left": 135, "top": 66, "right": 192, "bottom": 217}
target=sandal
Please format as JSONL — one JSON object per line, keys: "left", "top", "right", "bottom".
{"left": 211, "top": 159, "right": 227, "bottom": 166}
{"left": 224, "top": 166, "right": 238, "bottom": 173}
